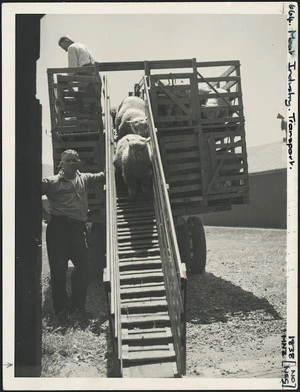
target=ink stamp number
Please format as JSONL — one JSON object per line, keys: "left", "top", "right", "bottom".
{"left": 282, "top": 334, "right": 297, "bottom": 389}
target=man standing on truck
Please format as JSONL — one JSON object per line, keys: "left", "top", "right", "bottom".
{"left": 58, "top": 36, "right": 104, "bottom": 131}
{"left": 42, "top": 149, "right": 105, "bottom": 319}
{"left": 58, "top": 36, "right": 95, "bottom": 68}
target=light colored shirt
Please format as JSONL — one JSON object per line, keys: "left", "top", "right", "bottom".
{"left": 68, "top": 42, "right": 95, "bottom": 68}
{"left": 42, "top": 170, "right": 105, "bottom": 221}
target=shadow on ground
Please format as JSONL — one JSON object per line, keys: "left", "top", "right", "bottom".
{"left": 186, "top": 271, "right": 282, "bottom": 324}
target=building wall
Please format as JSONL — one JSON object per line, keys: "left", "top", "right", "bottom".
{"left": 201, "top": 170, "right": 287, "bottom": 229}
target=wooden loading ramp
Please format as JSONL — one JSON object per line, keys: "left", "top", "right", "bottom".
{"left": 116, "top": 189, "right": 179, "bottom": 378}
{"left": 103, "top": 75, "right": 186, "bottom": 378}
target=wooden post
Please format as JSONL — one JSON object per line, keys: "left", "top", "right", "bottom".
{"left": 15, "top": 14, "right": 43, "bottom": 377}
{"left": 191, "top": 58, "right": 208, "bottom": 205}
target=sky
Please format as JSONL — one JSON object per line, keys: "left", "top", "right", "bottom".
{"left": 36, "top": 4, "right": 288, "bottom": 166}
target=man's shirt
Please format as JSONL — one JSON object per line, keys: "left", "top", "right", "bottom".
{"left": 42, "top": 170, "right": 105, "bottom": 221}
{"left": 68, "top": 42, "right": 95, "bottom": 68}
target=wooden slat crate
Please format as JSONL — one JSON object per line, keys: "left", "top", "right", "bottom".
{"left": 147, "top": 60, "right": 249, "bottom": 215}
{"left": 48, "top": 68, "right": 103, "bottom": 137}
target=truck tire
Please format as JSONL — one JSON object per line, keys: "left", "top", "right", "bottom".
{"left": 175, "top": 221, "right": 191, "bottom": 271}
{"left": 187, "top": 216, "right": 206, "bottom": 274}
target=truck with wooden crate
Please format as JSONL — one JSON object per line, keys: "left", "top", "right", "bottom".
{"left": 47, "top": 58, "right": 249, "bottom": 377}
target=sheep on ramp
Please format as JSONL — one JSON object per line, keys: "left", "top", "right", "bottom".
{"left": 115, "top": 96, "right": 149, "bottom": 139}
{"left": 113, "top": 134, "right": 153, "bottom": 200}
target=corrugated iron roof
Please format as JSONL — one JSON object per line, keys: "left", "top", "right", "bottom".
{"left": 247, "top": 141, "right": 287, "bottom": 174}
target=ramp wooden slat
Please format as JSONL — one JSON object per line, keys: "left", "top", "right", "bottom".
{"left": 118, "top": 231, "right": 158, "bottom": 240}
{"left": 119, "top": 259, "right": 162, "bottom": 270}
{"left": 113, "top": 184, "right": 180, "bottom": 377}
{"left": 118, "top": 238, "right": 160, "bottom": 248}
{"left": 121, "top": 313, "right": 171, "bottom": 327}
{"left": 121, "top": 298, "right": 168, "bottom": 313}
{"left": 120, "top": 282, "right": 166, "bottom": 298}
{"left": 117, "top": 219, "right": 156, "bottom": 227}
{"left": 122, "top": 327, "right": 172, "bottom": 343}
{"left": 119, "top": 272, "right": 164, "bottom": 284}
{"left": 118, "top": 249, "right": 161, "bottom": 258}
{"left": 123, "top": 362, "right": 178, "bottom": 378}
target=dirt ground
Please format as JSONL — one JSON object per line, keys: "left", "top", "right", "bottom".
{"left": 41, "top": 223, "right": 286, "bottom": 378}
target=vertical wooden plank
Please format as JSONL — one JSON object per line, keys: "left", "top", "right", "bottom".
{"left": 192, "top": 58, "right": 208, "bottom": 205}
{"left": 47, "top": 72, "right": 59, "bottom": 133}
{"left": 158, "top": 135, "right": 170, "bottom": 181}
{"left": 15, "top": 14, "right": 43, "bottom": 377}
{"left": 144, "top": 60, "right": 151, "bottom": 78}
{"left": 235, "top": 63, "right": 249, "bottom": 203}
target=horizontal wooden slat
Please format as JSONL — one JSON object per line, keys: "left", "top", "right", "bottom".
{"left": 199, "top": 91, "right": 241, "bottom": 100}
{"left": 117, "top": 219, "right": 156, "bottom": 228}
{"left": 118, "top": 235, "right": 158, "bottom": 245}
{"left": 168, "top": 162, "right": 200, "bottom": 172}
{"left": 122, "top": 327, "right": 172, "bottom": 343}
{"left": 164, "top": 141, "right": 197, "bottom": 151}
{"left": 217, "top": 174, "right": 248, "bottom": 181}
{"left": 122, "top": 362, "right": 177, "bottom": 378}
{"left": 214, "top": 139, "right": 244, "bottom": 149}
{"left": 215, "top": 152, "right": 247, "bottom": 160}
{"left": 161, "top": 134, "right": 195, "bottom": 143}
{"left": 153, "top": 72, "right": 193, "bottom": 80}
{"left": 208, "top": 184, "right": 248, "bottom": 195}
{"left": 56, "top": 74, "right": 99, "bottom": 82}
{"left": 166, "top": 150, "right": 199, "bottom": 161}
{"left": 120, "top": 284, "right": 166, "bottom": 299}
{"left": 118, "top": 238, "right": 159, "bottom": 248}
{"left": 153, "top": 84, "right": 191, "bottom": 93}
{"left": 200, "top": 104, "right": 243, "bottom": 113}
{"left": 48, "top": 59, "right": 240, "bottom": 74}
{"left": 196, "top": 60, "right": 240, "bottom": 67}
{"left": 201, "top": 116, "right": 243, "bottom": 125}
{"left": 121, "top": 312, "right": 170, "bottom": 327}
{"left": 122, "top": 348, "right": 175, "bottom": 363}
{"left": 121, "top": 298, "right": 168, "bottom": 312}
{"left": 218, "top": 163, "right": 247, "bottom": 171}
{"left": 158, "top": 125, "right": 195, "bottom": 132}
{"left": 119, "top": 259, "right": 161, "bottom": 270}
{"left": 170, "top": 195, "right": 204, "bottom": 203}
{"left": 156, "top": 115, "right": 191, "bottom": 122}
{"left": 156, "top": 97, "right": 191, "bottom": 105}
{"left": 203, "top": 129, "right": 245, "bottom": 138}
{"left": 169, "top": 172, "right": 201, "bottom": 182}
{"left": 207, "top": 192, "right": 247, "bottom": 201}
{"left": 197, "top": 76, "right": 240, "bottom": 83}
{"left": 119, "top": 270, "right": 163, "bottom": 280}
{"left": 170, "top": 183, "right": 202, "bottom": 193}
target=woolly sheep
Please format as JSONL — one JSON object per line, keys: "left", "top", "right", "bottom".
{"left": 216, "top": 148, "right": 241, "bottom": 189}
{"left": 203, "top": 88, "right": 231, "bottom": 120}
{"left": 115, "top": 96, "right": 149, "bottom": 139}
{"left": 113, "top": 134, "right": 153, "bottom": 200}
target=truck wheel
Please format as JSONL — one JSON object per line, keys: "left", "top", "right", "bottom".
{"left": 175, "top": 221, "right": 191, "bottom": 271}
{"left": 187, "top": 216, "right": 206, "bottom": 274}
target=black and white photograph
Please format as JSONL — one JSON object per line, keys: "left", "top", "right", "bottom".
{"left": 2, "top": 2, "right": 298, "bottom": 390}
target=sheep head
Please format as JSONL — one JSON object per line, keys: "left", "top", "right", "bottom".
{"left": 128, "top": 117, "right": 149, "bottom": 137}
{"left": 126, "top": 135, "right": 152, "bottom": 163}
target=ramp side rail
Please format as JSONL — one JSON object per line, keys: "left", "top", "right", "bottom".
{"left": 143, "top": 76, "right": 187, "bottom": 375}
{"left": 102, "top": 76, "right": 122, "bottom": 374}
